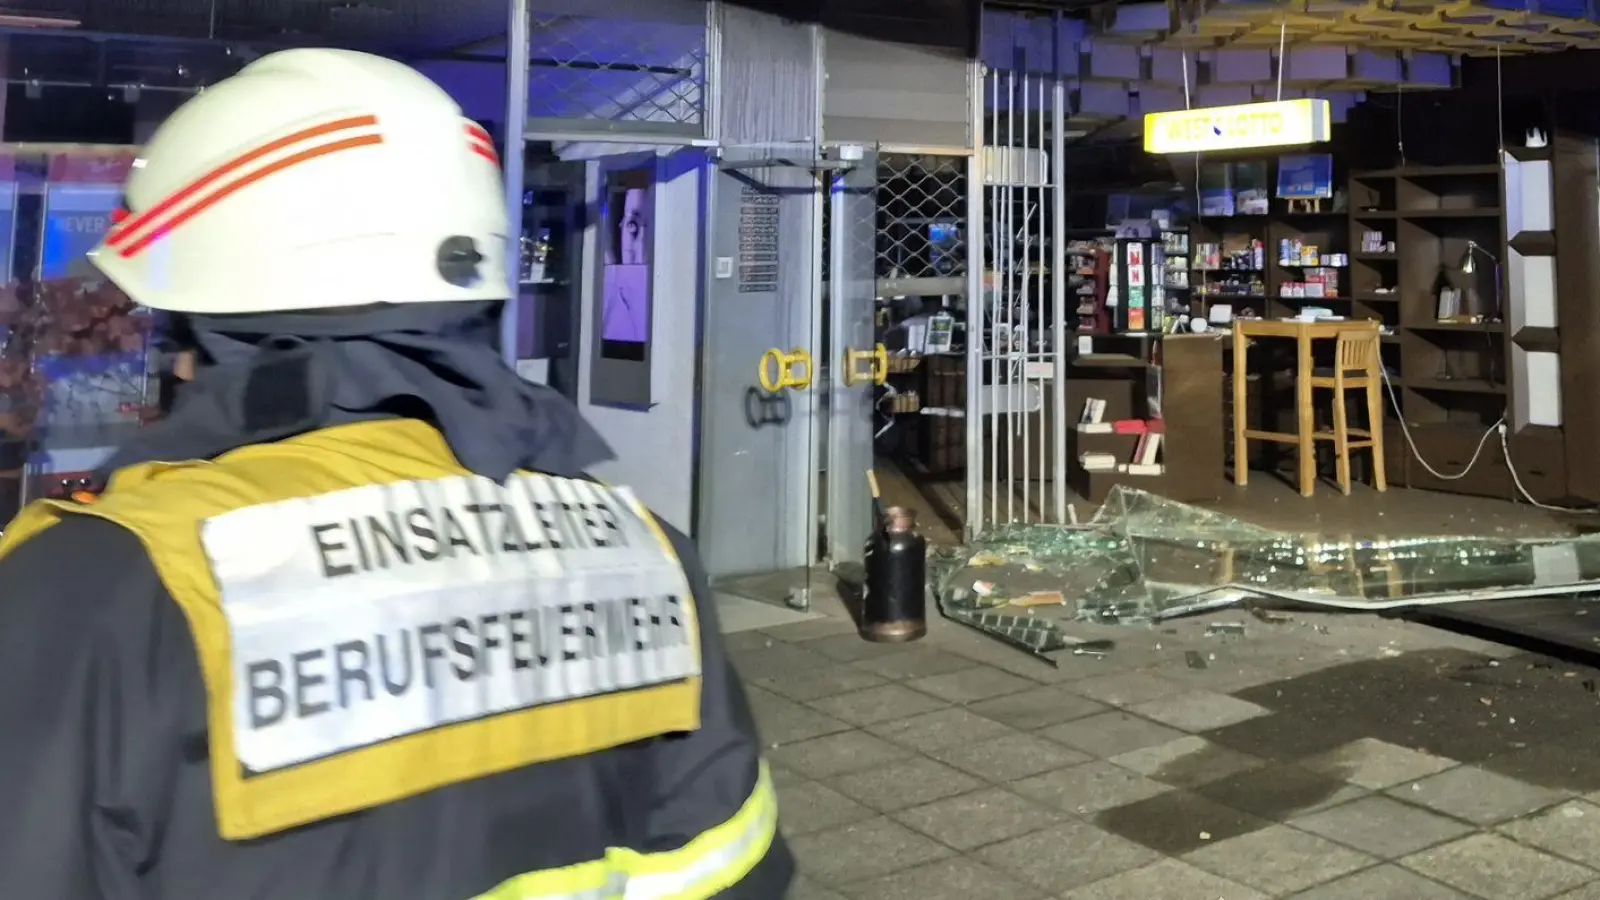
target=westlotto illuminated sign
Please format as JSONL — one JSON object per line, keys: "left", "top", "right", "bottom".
{"left": 1143, "top": 99, "right": 1332, "bottom": 154}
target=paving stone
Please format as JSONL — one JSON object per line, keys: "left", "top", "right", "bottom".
{"left": 1060, "top": 858, "right": 1270, "bottom": 900}
{"left": 1093, "top": 788, "right": 1271, "bottom": 855}
{"left": 749, "top": 687, "right": 853, "bottom": 745}
{"left": 1069, "top": 671, "right": 1189, "bottom": 707}
{"left": 1484, "top": 744, "right": 1600, "bottom": 794}
{"left": 1386, "top": 765, "right": 1568, "bottom": 826}
{"left": 908, "top": 665, "right": 1034, "bottom": 704}
{"left": 966, "top": 685, "right": 1110, "bottom": 731}
{"left": 826, "top": 756, "right": 983, "bottom": 813}
{"left": 776, "top": 779, "right": 876, "bottom": 836}
{"left": 785, "top": 875, "right": 848, "bottom": 900}
{"left": 836, "top": 856, "right": 1044, "bottom": 900}
{"left": 1499, "top": 801, "right": 1600, "bottom": 869}
{"left": 1010, "top": 760, "right": 1171, "bottom": 815}
{"left": 807, "top": 684, "right": 949, "bottom": 727}
{"left": 725, "top": 630, "right": 780, "bottom": 653}
{"left": 892, "top": 787, "right": 1064, "bottom": 851}
{"left": 1128, "top": 691, "right": 1271, "bottom": 732}
{"left": 1108, "top": 735, "right": 1264, "bottom": 788}
{"left": 1196, "top": 762, "right": 1369, "bottom": 821}
{"left": 929, "top": 731, "right": 1091, "bottom": 782}
{"left": 1289, "top": 794, "right": 1475, "bottom": 858}
{"left": 754, "top": 666, "right": 890, "bottom": 703}
{"left": 732, "top": 641, "right": 836, "bottom": 680}
{"left": 1285, "top": 864, "right": 1473, "bottom": 900}
{"left": 867, "top": 707, "right": 1015, "bottom": 753}
{"left": 786, "top": 817, "right": 951, "bottom": 885}
{"left": 973, "top": 820, "right": 1161, "bottom": 893}
{"left": 852, "top": 647, "right": 975, "bottom": 680}
{"left": 1401, "top": 833, "right": 1596, "bottom": 900}
{"left": 1039, "top": 711, "right": 1187, "bottom": 759}
{"left": 763, "top": 617, "right": 860, "bottom": 642}
{"left": 799, "top": 633, "right": 918, "bottom": 663}
{"left": 1202, "top": 711, "right": 1370, "bottom": 763}
{"left": 1183, "top": 824, "right": 1378, "bottom": 895}
{"left": 768, "top": 730, "right": 910, "bottom": 779}
{"left": 1301, "top": 738, "right": 1460, "bottom": 790}
{"left": 1553, "top": 885, "right": 1600, "bottom": 900}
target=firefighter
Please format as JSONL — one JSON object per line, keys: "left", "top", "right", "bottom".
{"left": 0, "top": 48, "right": 791, "bottom": 899}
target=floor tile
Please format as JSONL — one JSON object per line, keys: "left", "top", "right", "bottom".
{"left": 908, "top": 665, "right": 1035, "bottom": 704}
{"left": 768, "top": 730, "right": 910, "bottom": 779}
{"left": 836, "top": 856, "right": 1043, "bottom": 900}
{"left": 1401, "top": 833, "right": 1595, "bottom": 900}
{"left": 754, "top": 666, "right": 889, "bottom": 703}
{"left": 928, "top": 731, "right": 1091, "bottom": 782}
{"left": 799, "top": 633, "right": 918, "bottom": 664}
{"left": 807, "top": 684, "right": 949, "bottom": 727}
{"left": 1108, "top": 735, "right": 1264, "bottom": 788}
{"left": 1202, "top": 712, "right": 1369, "bottom": 762}
{"left": 1301, "top": 738, "right": 1460, "bottom": 790}
{"left": 776, "top": 779, "right": 876, "bottom": 836}
{"left": 1060, "top": 858, "right": 1270, "bottom": 900}
{"left": 1010, "top": 760, "right": 1171, "bottom": 815}
{"left": 866, "top": 707, "right": 1016, "bottom": 753}
{"left": 973, "top": 820, "right": 1161, "bottom": 893}
{"left": 1094, "top": 788, "right": 1271, "bottom": 855}
{"left": 966, "top": 685, "right": 1110, "bottom": 731}
{"left": 1499, "top": 801, "right": 1600, "bottom": 868}
{"left": 1289, "top": 794, "right": 1475, "bottom": 858}
{"left": 891, "top": 787, "right": 1063, "bottom": 851}
{"left": 1386, "top": 765, "right": 1568, "bottom": 825}
{"left": 1038, "top": 711, "right": 1187, "bottom": 758}
{"left": 762, "top": 617, "right": 859, "bottom": 642}
{"left": 826, "top": 756, "right": 982, "bottom": 813}
{"left": 1069, "top": 671, "right": 1189, "bottom": 707}
{"left": 732, "top": 642, "right": 836, "bottom": 681}
{"left": 1196, "top": 762, "right": 1369, "bottom": 821}
{"left": 852, "top": 647, "right": 976, "bottom": 680}
{"left": 787, "top": 817, "right": 952, "bottom": 885}
{"left": 749, "top": 687, "right": 853, "bottom": 745}
{"left": 785, "top": 875, "right": 848, "bottom": 900}
{"left": 1183, "top": 825, "right": 1377, "bottom": 895}
{"left": 1285, "top": 864, "right": 1472, "bottom": 900}
{"left": 1128, "top": 691, "right": 1271, "bottom": 732}
{"left": 718, "top": 593, "right": 819, "bottom": 633}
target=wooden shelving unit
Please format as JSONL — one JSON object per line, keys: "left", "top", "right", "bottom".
{"left": 1347, "top": 164, "right": 1516, "bottom": 498}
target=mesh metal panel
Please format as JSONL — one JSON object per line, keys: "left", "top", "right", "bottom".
{"left": 526, "top": 11, "right": 707, "bottom": 130}
{"left": 875, "top": 153, "right": 968, "bottom": 284}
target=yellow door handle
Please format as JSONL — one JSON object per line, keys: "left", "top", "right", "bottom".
{"left": 844, "top": 343, "right": 889, "bottom": 387}
{"left": 759, "top": 347, "right": 813, "bottom": 393}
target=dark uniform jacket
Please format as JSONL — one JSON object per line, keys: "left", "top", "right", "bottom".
{"left": 0, "top": 417, "right": 792, "bottom": 899}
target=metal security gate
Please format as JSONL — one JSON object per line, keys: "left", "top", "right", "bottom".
{"left": 967, "top": 65, "right": 1070, "bottom": 536}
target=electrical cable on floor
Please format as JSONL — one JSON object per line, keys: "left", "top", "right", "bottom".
{"left": 1379, "top": 363, "right": 1600, "bottom": 513}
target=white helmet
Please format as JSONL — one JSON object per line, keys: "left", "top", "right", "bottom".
{"left": 89, "top": 48, "right": 509, "bottom": 315}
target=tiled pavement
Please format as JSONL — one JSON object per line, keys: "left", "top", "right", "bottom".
{"left": 723, "top": 602, "right": 1600, "bottom": 900}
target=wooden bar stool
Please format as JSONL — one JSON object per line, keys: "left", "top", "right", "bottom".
{"left": 1309, "top": 325, "right": 1387, "bottom": 495}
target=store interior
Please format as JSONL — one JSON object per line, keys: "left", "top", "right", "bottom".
{"left": 868, "top": 46, "right": 1600, "bottom": 550}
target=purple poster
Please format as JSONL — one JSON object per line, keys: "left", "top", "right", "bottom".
{"left": 601, "top": 181, "right": 651, "bottom": 346}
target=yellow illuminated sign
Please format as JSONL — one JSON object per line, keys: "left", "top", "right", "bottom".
{"left": 1143, "top": 99, "right": 1332, "bottom": 154}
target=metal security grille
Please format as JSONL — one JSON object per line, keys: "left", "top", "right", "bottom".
{"left": 875, "top": 153, "right": 968, "bottom": 286}
{"left": 969, "top": 67, "right": 1070, "bottom": 534}
{"left": 525, "top": 5, "right": 709, "bottom": 134}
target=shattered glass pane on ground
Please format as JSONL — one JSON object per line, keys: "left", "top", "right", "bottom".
{"left": 932, "top": 487, "right": 1600, "bottom": 655}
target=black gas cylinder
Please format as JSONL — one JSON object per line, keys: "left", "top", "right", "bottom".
{"left": 861, "top": 506, "right": 927, "bottom": 642}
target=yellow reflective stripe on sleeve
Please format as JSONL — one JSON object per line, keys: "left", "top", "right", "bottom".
{"left": 479, "top": 763, "right": 778, "bottom": 900}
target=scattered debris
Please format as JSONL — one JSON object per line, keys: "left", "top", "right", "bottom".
{"left": 1016, "top": 591, "right": 1066, "bottom": 608}
{"left": 926, "top": 485, "right": 1600, "bottom": 664}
